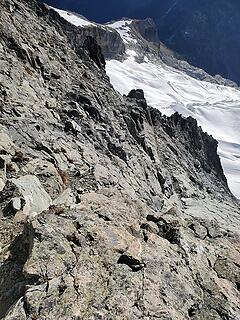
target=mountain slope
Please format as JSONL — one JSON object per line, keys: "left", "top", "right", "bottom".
{"left": 106, "top": 19, "right": 240, "bottom": 198}
{"left": 44, "top": 0, "right": 240, "bottom": 85}
{"left": 107, "top": 19, "right": 240, "bottom": 198}
{"left": 106, "top": 44, "right": 240, "bottom": 199}
{"left": 0, "top": 1, "right": 240, "bottom": 319}
{"left": 51, "top": 8, "right": 240, "bottom": 198}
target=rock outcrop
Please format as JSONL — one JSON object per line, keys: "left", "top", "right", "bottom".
{"left": 47, "top": 5, "right": 126, "bottom": 60}
{"left": 132, "top": 18, "right": 159, "bottom": 43}
{"left": 0, "top": 0, "right": 240, "bottom": 319}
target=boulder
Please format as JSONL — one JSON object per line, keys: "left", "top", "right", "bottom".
{"left": 0, "top": 175, "right": 52, "bottom": 217}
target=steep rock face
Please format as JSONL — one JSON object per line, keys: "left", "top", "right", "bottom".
{"left": 158, "top": 112, "right": 227, "bottom": 184}
{"left": 83, "top": 36, "right": 106, "bottom": 70}
{"left": 0, "top": 0, "right": 240, "bottom": 319}
{"left": 81, "top": 25, "right": 126, "bottom": 60}
{"left": 132, "top": 18, "right": 159, "bottom": 43}
{"left": 48, "top": 6, "right": 126, "bottom": 60}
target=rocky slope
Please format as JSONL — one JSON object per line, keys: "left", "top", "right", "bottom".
{"left": 0, "top": 0, "right": 240, "bottom": 319}
{"left": 97, "top": 18, "right": 240, "bottom": 199}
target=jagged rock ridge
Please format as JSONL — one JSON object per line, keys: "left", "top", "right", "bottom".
{"left": 0, "top": 0, "right": 240, "bottom": 319}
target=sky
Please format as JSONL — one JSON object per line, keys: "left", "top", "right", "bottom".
{"left": 44, "top": 0, "right": 174, "bottom": 22}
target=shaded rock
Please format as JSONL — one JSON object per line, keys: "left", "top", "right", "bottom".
{"left": 84, "top": 36, "right": 106, "bottom": 70}
{"left": 117, "top": 254, "right": 145, "bottom": 272}
{"left": 48, "top": 6, "right": 125, "bottom": 60}
{"left": 132, "top": 18, "right": 159, "bottom": 43}
{"left": 3, "top": 197, "right": 25, "bottom": 217}
{"left": 107, "top": 141, "right": 127, "bottom": 162}
{"left": 80, "top": 25, "right": 126, "bottom": 59}
{"left": 0, "top": 157, "right": 6, "bottom": 181}
{"left": 128, "top": 89, "right": 145, "bottom": 100}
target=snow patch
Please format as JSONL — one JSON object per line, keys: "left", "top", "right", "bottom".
{"left": 51, "top": 7, "right": 94, "bottom": 27}
{"left": 107, "top": 20, "right": 137, "bottom": 44}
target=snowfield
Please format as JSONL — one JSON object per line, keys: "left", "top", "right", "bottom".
{"left": 106, "top": 50, "right": 240, "bottom": 198}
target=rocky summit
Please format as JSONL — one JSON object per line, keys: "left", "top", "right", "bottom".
{"left": 0, "top": 0, "right": 240, "bottom": 319}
